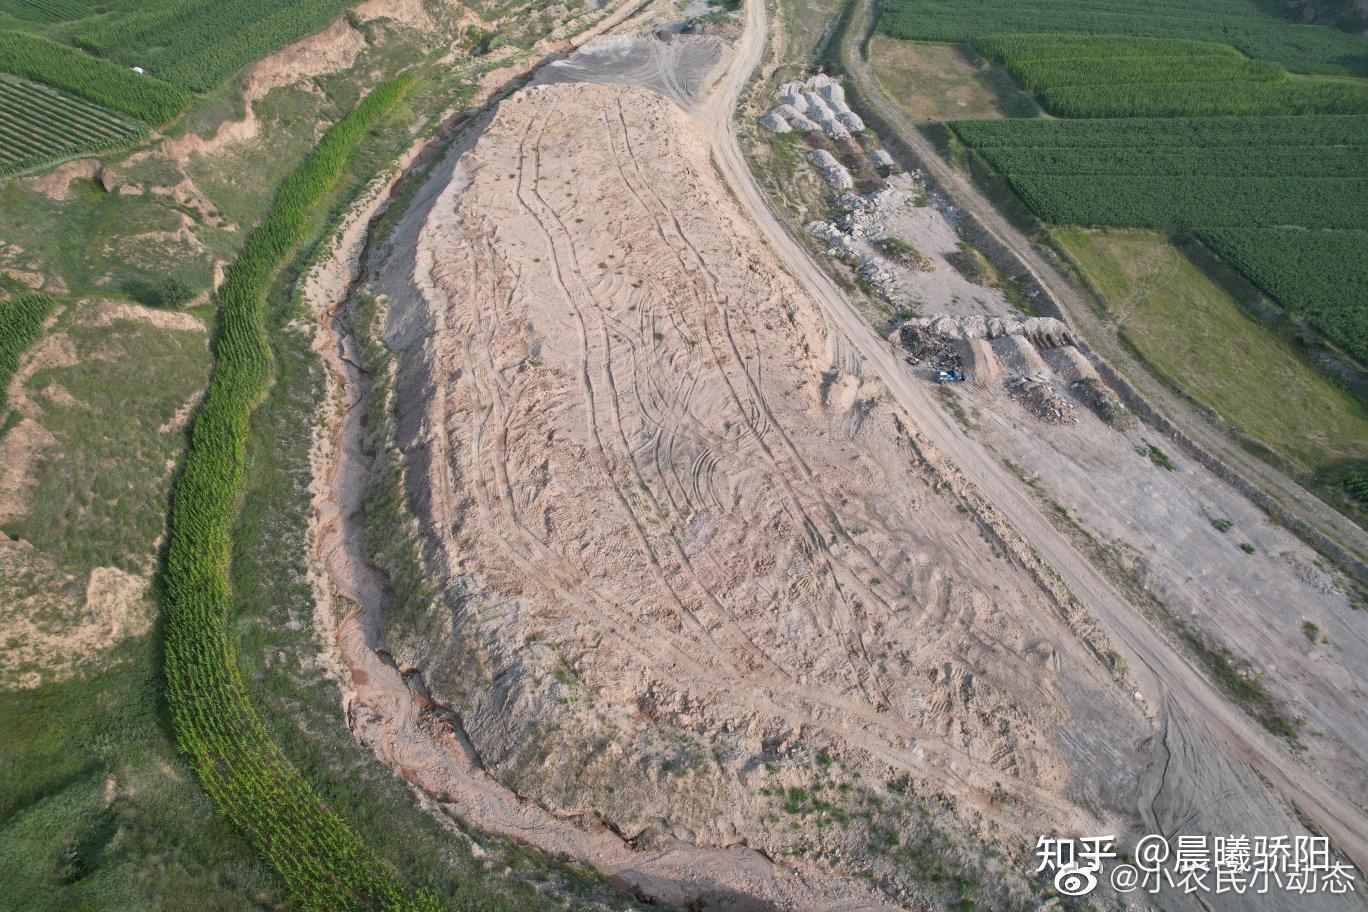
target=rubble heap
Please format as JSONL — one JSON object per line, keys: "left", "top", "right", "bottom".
{"left": 896, "top": 314, "right": 1075, "bottom": 348}
{"left": 807, "top": 149, "right": 853, "bottom": 189}
{"left": 1009, "top": 377, "right": 1076, "bottom": 424}
{"left": 764, "top": 73, "right": 865, "bottom": 139}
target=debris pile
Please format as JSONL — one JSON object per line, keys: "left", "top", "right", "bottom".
{"left": 893, "top": 314, "right": 1075, "bottom": 348}
{"left": 895, "top": 323, "right": 961, "bottom": 373}
{"left": 765, "top": 74, "right": 865, "bottom": 140}
{"left": 807, "top": 150, "right": 853, "bottom": 189}
{"left": 1071, "top": 377, "right": 1134, "bottom": 429}
{"left": 1008, "top": 376, "right": 1076, "bottom": 424}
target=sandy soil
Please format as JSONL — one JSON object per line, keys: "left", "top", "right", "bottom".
{"left": 296, "top": 3, "right": 1368, "bottom": 909}
{"left": 335, "top": 29, "right": 1163, "bottom": 908}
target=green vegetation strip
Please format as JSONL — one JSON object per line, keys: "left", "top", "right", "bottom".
{"left": 0, "top": 292, "right": 54, "bottom": 415}
{"left": 875, "top": 0, "right": 1368, "bottom": 76}
{"left": 159, "top": 73, "right": 443, "bottom": 912}
{"left": 0, "top": 31, "right": 189, "bottom": 124}
{"left": 973, "top": 34, "right": 1368, "bottom": 118}
{"left": 74, "top": 0, "right": 354, "bottom": 93}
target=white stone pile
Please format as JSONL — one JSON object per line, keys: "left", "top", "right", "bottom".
{"left": 868, "top": 149, "right": 896, "bottom": 170}
{"left": 804, "top": 220, "right": 898, "bottom": 300}
{"left": 763, "top": 73, "right": 865, "bottom": 140}
{"left": 807, "top": 149, "right": 853, "bottom": 189}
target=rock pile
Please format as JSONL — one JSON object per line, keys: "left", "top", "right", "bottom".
{"left": 764, "top": 74, "right": 865, "bottom": 140}
{"left": 868, "top": 149, "right": 897, "bottom": 171}
{"left": 807, "top": 149, "right": 853, "bottom": 189}
{"left": 804, "top": 219, "right": 899, "bottom": 300}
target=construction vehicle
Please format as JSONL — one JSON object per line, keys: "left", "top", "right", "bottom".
{"left": 935, "top": 368, "right": 966, "bottom": 384}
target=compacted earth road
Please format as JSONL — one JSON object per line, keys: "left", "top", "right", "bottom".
{"left": 708, "top": 0, "right": 1368, "bottom": 880}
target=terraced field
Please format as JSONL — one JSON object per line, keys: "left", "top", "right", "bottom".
{"left": 0, "top": 73, "right": 144, "bottom": 175}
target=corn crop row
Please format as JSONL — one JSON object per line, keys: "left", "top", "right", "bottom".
{"left": 0, "top": 292, "right": 55, "bottom": 414}
{"left": 0, "top": 30, "right": 189, "bottom": 124}
{"left": 158, "top": 74, "right": 447, "bottom": 912}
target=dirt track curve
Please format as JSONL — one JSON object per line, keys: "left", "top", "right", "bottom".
{"left": 836, "top": 0, "right": 1368, "bottom": 574}
{"left": 711, "top": 0, "right": 1368, "bottom": 880}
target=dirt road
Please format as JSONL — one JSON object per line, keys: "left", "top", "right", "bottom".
{"left": 708, "top": 0, "right": 1368, "bottom": 879}
{"left": 835, "top": 0, "right": 1368, "bottom": 574}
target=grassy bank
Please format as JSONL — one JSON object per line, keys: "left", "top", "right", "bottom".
{"left": 1052, "top": 226, "right": 1368, "bottom": 478}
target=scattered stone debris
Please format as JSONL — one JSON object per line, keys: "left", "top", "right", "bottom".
{"left": 1008, "top": 376, "right": 1076, "bottom": 424}
{"left": 806, "top": 219, "right": 899, "bottom": 298}
{"left": 807, "top": 149, "right": 853, "bottom": 189}
{"left": 1071, "top": 377, "right": 1134, "bottom": 428}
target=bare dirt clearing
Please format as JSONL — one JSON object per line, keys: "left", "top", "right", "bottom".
{"left": 349, "top": 31, "right": 1160, "bottom": 909}
{"left": 299, "top": 3, "right": 1368, "bottom": 908}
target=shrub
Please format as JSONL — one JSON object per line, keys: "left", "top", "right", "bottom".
{"left": 150, "top": 276, "right": 196, "bottom": 309}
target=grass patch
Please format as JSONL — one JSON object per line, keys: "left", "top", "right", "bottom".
{"left": 1139, "top": 441, "right": 1176, "bottom": 471}
{"left": 1175, "top": 626, "right": 1302, "bottom": 745}
{"left": 0, "top": 638, "right": 275, "bottom": 911}
{"left": 3, "top": 300, "right": 208, "bottom": 579}
{"left": 1053, "top": 227, "right": 1368, "bottom": 476}
{"left": 867, "top": 36, "right": 1039, "bottom": 121}
{"left": 876, "top": 235, "right": 934, "bottom": 270}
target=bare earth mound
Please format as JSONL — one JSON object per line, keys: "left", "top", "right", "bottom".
{"left": 366, "top": 73, "right": 1156, "bottom": 906}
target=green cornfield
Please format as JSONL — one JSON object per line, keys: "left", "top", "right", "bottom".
{"left": 0, "top": 292, "right": 55, "bottom": 415}
{"left": 0, "top": 0, "right": 99, "bottom": 22}
{"left": 1199, "top": 228, "right": 1368, "bottom": 363}
{"left": 973, "top": 33, "right": 1368, "bottom": 118}
{"left": 0, "top": 73, "right": 146, "bottom": 176}
{"left": 73, "top": 0, "right": 354, "bottom": 92}
{"left": 158, "top": 73, "right": 446, "bottom": 912}
{"left": 954, "top": 116, "right": 1368, "bottom": 231}
{"left": 0, "top": 30, "right": 190, "bottom": 123}
{"left": 876, "top": 0, "right": 1368, "bottom": 76}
